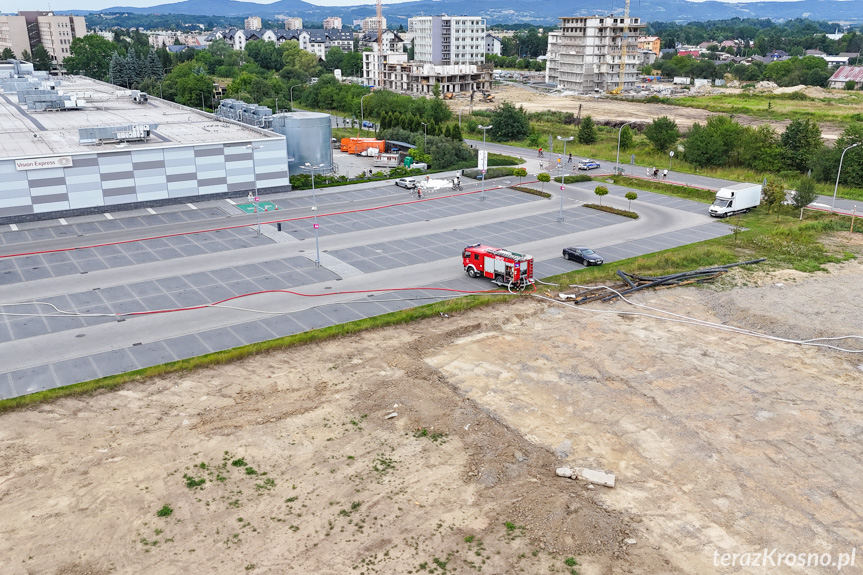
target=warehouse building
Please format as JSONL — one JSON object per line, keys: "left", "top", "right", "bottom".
{"left": 0, "top": 70, "right": 290, "bottom": 223}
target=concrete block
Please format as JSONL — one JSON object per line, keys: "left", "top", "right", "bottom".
{"left": 575, "top": 467, "right": 615, "bottom": 488}
{"left": 555, "top": 467, "right": 573, "bottom": 478}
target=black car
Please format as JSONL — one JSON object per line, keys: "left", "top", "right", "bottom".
{"left": 563, "top": 246, "right": 604, "bottom": 266}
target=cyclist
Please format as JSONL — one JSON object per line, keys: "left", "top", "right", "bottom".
{"left": 538, "top": 147, "right": 543, "bottom": 158}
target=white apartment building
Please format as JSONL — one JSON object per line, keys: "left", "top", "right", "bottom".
{"left": 323, "top": 17, "right": 342, "bottom": 30}
{"left": 244, "top": 16, "right": 262, "bottom": 31}
{"left": 229, "top": 28, "right": 352, "bottom": 60}
{"left": 361, "top": 17, "right": 387, "bottom": 32}
{"left": 408, "top": 15, "right": 486, "bottom": 66}
{"left": 0, "top": 11, "right": 86, "bottom": 66}
{"left": 545, "top": 14, "right": 645, "bottom": 92}
{"left": 485, "top": 33, "right": 502, "bottom": 56}
{"left": 283, "top": 17, "right": 303, "bottom": 30}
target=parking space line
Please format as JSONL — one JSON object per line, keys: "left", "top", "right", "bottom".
{"left": 146, "top": 208, "right": 157, "bottom": 215}
{"left": 225, "top": 199, "right": 236, "bottom": 205}
{"left": 9, "top": 223, "right": 18, "bottom": 231}
{"left": 104, "top": 213, "right": 113, "bottom": 220}
{"left": 58, "top": 218, "right": 68, "bottom": 225}
{"left": 187, "top": 203, "right": 198, "bottom": 210}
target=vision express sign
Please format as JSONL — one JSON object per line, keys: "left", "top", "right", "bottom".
{"left": 15, "top": 156, "right": 73, "bottom": 171}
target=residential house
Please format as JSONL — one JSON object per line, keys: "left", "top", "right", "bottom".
{"left": 827, "top": 66, "right": 863, "bottom": 89}
{"left": 485, "top": 33, "right": 502, "bottom": 57}
{"left": 637, "top": 35, "right": 661, "bottom": 56}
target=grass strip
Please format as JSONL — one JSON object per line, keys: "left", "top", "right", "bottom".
{"left": 583, "top": 203, "right": 638, "bottom": 219}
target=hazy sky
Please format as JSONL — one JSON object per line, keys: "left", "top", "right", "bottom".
{"left": 0, "top": 0, "right": 810, "bottom": 14}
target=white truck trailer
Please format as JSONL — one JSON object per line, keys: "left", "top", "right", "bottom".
{"left": 709, "top": 183, "right": 762, "bottom": 218}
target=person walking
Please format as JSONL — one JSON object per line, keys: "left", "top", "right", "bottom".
{"left": 663, "top": 169, "right": 668, "bottom": 179}
{"left": 568, "top": 153, "right": 572, "bottom": 164}
{"left": 653, "top": 167, "right": 659, "bottom": 178}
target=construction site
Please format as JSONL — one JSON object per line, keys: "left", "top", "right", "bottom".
{"left": 1, "top": 235, "right": 862, "bottom": 574}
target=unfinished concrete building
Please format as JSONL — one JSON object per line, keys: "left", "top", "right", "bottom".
{"left": 546, "top": 15, "right": 645, "bottom": 92}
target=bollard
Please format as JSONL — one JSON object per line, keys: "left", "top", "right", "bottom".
{"left": 277, "top": 222, "right": 282, "bottom": 232}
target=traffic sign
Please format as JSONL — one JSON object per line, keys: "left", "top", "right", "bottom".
{"left": 254, "top": 196, "right": 260, "bottom": 202}
{"left": 560, "top": 186, "right": 565, "bottom": 191}
{"left": 313, "top": 223, "right": 319, "bottom": 229}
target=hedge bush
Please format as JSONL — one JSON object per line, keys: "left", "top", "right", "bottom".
{"left": 553, "top": 174, "right": 593, "bottom": 184}
{"left": 509, "top": 185, "right": 551, "bottom": 198}
{"left": 582, "top": 203, "right": 638, "bottom": 219}
{"left": 462, "top": 166, "right": 518, "bottom": 180}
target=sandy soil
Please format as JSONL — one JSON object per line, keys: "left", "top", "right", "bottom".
{"left": 1, "top": 237, "right": 862, "bottom": 574}
{"left": 459, "top": 83, "right": 848, "bottom": 140}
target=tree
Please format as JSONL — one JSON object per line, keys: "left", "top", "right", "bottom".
{"left": 761, "top": 179, "right": 785, "bottom": 214}
{"left": 537, "top": 172, "right": 551, "bottom": 192}
{"left": 791, "top": 176, "right": 818, "bottom": 210}
{"left": 781, "top": 119, "right": 822, "bottom": 172}
{"left": 109, "top": 51, "right": 128, "bottom": 86}
{"left": 738, "top": 125, "right": 784, "bottom": 173}
{"left": 63, "top": 35, "right": 116, "bottom": 80}
{"left": 625, "top": 191, "right": 638, "bottom": 210}
{"left": 432, "top": 81, "right": 441, "bottom": 99}
{"left": 577, "top": 115, "right": 597, "bottom": 145}
{"left": 514, "top": 167, "right": 527, "bottom": 184}
{"left": 1, "top": 47, "right": 14, "bottom": 59}
{"left": 450, "top": 123, "right": 463, "bottom": 142}
{"left": 489, "top": 102, "right": 530, "bottom": 141}
{"left": 594, "top": 186, "right": 609, "bottom": 206}
{"left": 619, "top": 125, "right": 634, "bottom": 151}
{"left": 21, "top": 50, "right": 31, "bottom": 62}
{"left": 145, "top": 49, "right": 164, "bottom": 80}
{"left": 125, "top": 47, "right": 142, "bottom": 85}
{"left": 644, "top": 116, "right": 680, "bottom": 151}
{"left": 31, "top": 44, "right": 53, "bottom": 71}
{"left": 684, "top": 116, "right": 742, "bottom": 168}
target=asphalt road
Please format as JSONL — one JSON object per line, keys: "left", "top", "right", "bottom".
{"left": 0, "top": 169, "right": 732, "bottom": 398}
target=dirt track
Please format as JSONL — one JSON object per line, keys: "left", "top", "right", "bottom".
{"left": 456, "top": 83, "right": 846, "bottom": 140}
{"left": 1, "top": 236, "right": 862, "bottom": 574}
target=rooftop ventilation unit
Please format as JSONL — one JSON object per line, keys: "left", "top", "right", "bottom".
{"left": 78, "top": 124, "right": 156, "bottom": 145}
{"left": 215, "top": 98, "right": 272, "bottom": 128}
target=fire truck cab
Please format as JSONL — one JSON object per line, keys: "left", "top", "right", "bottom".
{"left": 462, "top": 244, "right": 534, "bottom": 287}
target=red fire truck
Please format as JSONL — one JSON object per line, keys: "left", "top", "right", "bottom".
{"left": 462, "top": 244, "right": 534, "bottom": 287}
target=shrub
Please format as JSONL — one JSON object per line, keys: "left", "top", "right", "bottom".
{"left": 582, "top": 203, "right": 638, "bottom": 219}
{"left": 156, "top": 504, "right": 173, "bottom": 518}
{"left": 509, "top": 185, "right": 551, "bottom": 198}
{"left": 553, "top": 174, "right": 592, "bottom": 183}
{"left": 462, "top": 166, "right": 517, "bottom": 179}
{"left": 594, "top": 185, "right": 609, "bottom": 205}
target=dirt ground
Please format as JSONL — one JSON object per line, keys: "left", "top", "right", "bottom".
{"left": 2, "top": 236, "right": 863, "bottom": 574}
{"left": 461, "top": 83, "right": 848, "bottom": 140}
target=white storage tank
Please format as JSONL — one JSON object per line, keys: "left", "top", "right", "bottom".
{"left": 271, "top": 111, "right": 333, "bottom": 175}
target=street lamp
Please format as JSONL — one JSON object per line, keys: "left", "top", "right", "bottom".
{"left": 274, "top": 96, "right": 278, "bottom": 114}
{"left": 557, "top": 135, "right": 574, "bottom": 166}
{"left": 246, "top": 144, "right": 264, "bottom": 235}
{"left": 615, "top": 121, "right": 636, "bottom": 175}
{"left": 289, "top": 83, "right": 301, "bottom": 110}
{"left": 459, "top": 106, "right": 470, "bottom": 127}
{"left": 557, "top": 156, "right": 565, "bottom": 223}
{"left": 301, "top": 162, "right": 326, "bottom": 267}
{"left": 360, "top": 92, "right": 372, "bottom": 135}
{"left": 421, "top": 122, "right": 428, "bottom": 148}
{"left": 832, "top": 142, "right": 859, "bottom": 213}
{"left": 478, "top": 124, "right": 492, "bottom": 202}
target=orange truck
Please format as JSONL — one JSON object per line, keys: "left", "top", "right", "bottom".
{"left": 340, "top": 138, "right": 386, "bottom": 155}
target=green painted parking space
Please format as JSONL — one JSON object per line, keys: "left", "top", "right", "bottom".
{"left": 236, "top": 201, "right": 280, "bottom": 214}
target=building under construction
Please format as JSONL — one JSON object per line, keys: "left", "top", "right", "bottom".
{"left": 545, "top": 15, "right": 645, "bottom": 93}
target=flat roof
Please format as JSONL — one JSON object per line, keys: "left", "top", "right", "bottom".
{"left": 0, "top": 74, "right": 281, "bottom": 159}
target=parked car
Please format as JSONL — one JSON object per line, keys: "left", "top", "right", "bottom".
{"left": 362, "top": 120, "right": 375, "bottom": 129}
{"left": 562, "top": 246, "right": 604, "bottom": 266}
{"left": 577, "top": 159, "right": 601, "bottom": 170}
{"left": 395, "top": 177, "right": 417, "bottom": 189}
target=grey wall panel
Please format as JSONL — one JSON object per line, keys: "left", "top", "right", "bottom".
{"left": 198, "top": 177, "right": 227, "bottom": 187}
{"left": 167, "top": 185, "right": 198, "bottom": 198}
{"left": 131, "top": 149, "right": 164, "bottom": 163}
{"left": 103, "top": 186, "right": 137, "bottom": 197}
{"left": 227, "top": 182, "right": 251, "bottom": 192}
{"left": 28, "top": 177, "right": 67, "bottom": 188}
{"left": 101, "top": 171, "right": 135, "bottom": 182}
{"left": 0, "top": 160, "right": 20, "bottom": 175}
{"left": 166, "top": 173, "right": 196, "bottom": 183}
{"left": 65, "top": 165, "right": 101, "bottom": 178}
{"left": 131, "top": 160, "right": 165, "bottom": 171}
{"left": 0, "top": 205, "right": 34, "bottom": 217}
{"left": 135, "top": 182, "right": 169, "bottom": 194}
{"left": 30, "top": 185, "right": 68, "bottom": 197}
{"left": 98, "top": 153, "right": 134, "bottom": 166}
{"left": 0, "top": 184, "right": 31, "bottom": 199}
{"left": 32, "top": 193, "right": 70, "bottom": 204}
{"left": 258, "top": 171, "right": 289, "bottom": 181}
{"left": 102, "top": 178, "right": 135, "bottom": 189}
{"left": 194, "top": 146, "right": 223, "bottom": 157}
{"left": 72, "top": 157, "right": 99, "bottom": 168}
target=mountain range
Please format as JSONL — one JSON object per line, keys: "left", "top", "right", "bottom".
{"left": 78, "top": 0, "right": 863, "bottom": 24}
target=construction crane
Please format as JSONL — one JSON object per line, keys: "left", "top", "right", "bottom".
{"left": 612, "top": 0, "right": 632, "bottom": 95}
{"left": 376, "top": 0, "right": 384, "bottom": 89}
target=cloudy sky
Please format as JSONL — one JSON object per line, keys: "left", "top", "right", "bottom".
{"left": 0, "top": 0, "right": 814, "bottom": 14}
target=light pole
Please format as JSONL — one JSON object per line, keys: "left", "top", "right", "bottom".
{"left": 478, "top": 124, "right": 492, "bottom": 202}
{"left": 274, "top": 96, "right": 278, "bottom": 114}
{"left": 360, "top": 92, "right": 372, "bottom": 135}
{"left": 301, "top": 162, "right": 325, "bottom": 267}
{"left": 421, "top": 122, "right": 428, "bottom": 148}
{"left": 459, "top": 106, "right": 470, "bottom": 127}
{"left": 832, "top": 143, "right": 859, "bottom": 213}
{"left": 201, "top": 92, "right": 205, "bottom": 112}
{"left": 557, "top": 156, "right": 565, "bottom": 223}
{"left": 290, "top": 83, "right": 301, "bottom": 110}
{"left": 615, "top": 121, "right": 635, "bottom": 175}
{"left": 557, "top": 135, "right": 573, "bottom": 168}
{"left": 246, "top": 144, "right": 263, "bottom": 235}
